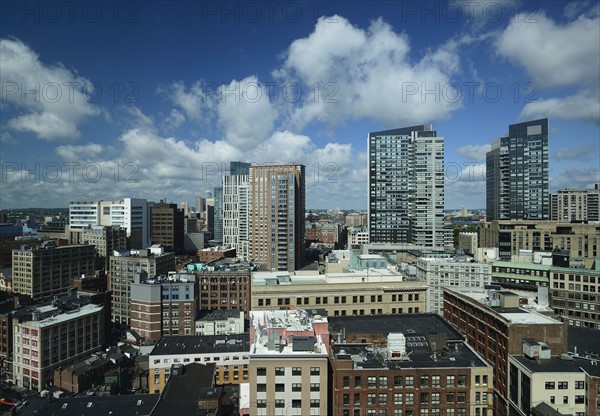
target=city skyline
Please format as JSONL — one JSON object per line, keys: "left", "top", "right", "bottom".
{"left": 1, "top": 1, "right": 599, "bottom": 210}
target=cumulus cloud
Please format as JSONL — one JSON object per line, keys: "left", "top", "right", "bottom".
{"left": 553, "top": 144, "right": 599, "bottom": 161}
{"left": 550, "top": 166, "right": 600, "bottom": 191}
{"left": 0, "top": 38, "right": 101, "bottom": 140}
{"left": 274, "top": 16, "right": 464, "bottom": 129}
{"left": 456, "top": 144, "right": 491, "bottom": 161}
{"left": 519, "top": 92, "right": 600, "bottom": 124}
{"left": 496, "top": 11, "right": 600, "bottom": 89}
{"left": 56, "top": 143, "right": 104, "bottom": 161}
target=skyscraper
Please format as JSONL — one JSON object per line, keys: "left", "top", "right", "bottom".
{"left": 368, "top": 125, "right": 450, "bottom": 247}
{"left": 486, "top": 118, "right": 549, "bottom": 220}
{"left": 249, "top": 164, "right": 305, "bottom": 271}
{"left": 213, "top": 186, "right": 223, "bottom": 244}
{"left": 223, "top": 162, "right": 250, "bottom": 259}
{"left": 150, "top": 201, "right": 184, "bottom": 253}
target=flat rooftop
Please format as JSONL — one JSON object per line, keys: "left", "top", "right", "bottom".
{"left": 18, "top": 394, "right": 160, "bottom": 416}
{"left": 512, "top": 355, "right": 591, "bottom": 374}
{"left": 150, "top": 334, "right": 249, "bottom": 356}
{"left": 22, "top": 303, "right": 103, "bottom": 328}
{"left": 332, "top": 341, "right": 489, "bottom": 370}
{"left": 328, "top": 314, "right": 464, "bottom": 341}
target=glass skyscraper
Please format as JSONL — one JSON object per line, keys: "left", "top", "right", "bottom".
{"left": 368, "top": 125, "right": 450, "bottom": 248}
{"left": 486, "top": 118, "right": 549, "bottom": 220}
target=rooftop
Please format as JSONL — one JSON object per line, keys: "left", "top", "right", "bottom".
{"left": 18, "top": 394, "right": 160, "bottom": 416}
{"left": 250, "top": 309, "right": 328, "bottom": 356}
{"left": 332, "top": 340, "right": 490, "bottom": 370}
{"left": 150, "top": 334, "right": 249, "bottom": 356}
{"left": 512, "top": 355, "right": 592, "bottom": 374}
{"left": 200, "top": 309, "right": 244, "bottom": 321}
{"left": 252, "top": 269, "right": 427, "bottom": 286}
{"left": 16, "top": 303, "right": 103, "bottom": 327}
{"left": 328, "top": 313, "right": 464, "bottom": 341}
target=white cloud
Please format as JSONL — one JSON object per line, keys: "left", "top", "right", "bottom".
{"left": 0, "top": 38, "right": 101, "bottom": 140}
{"left": 158, "top": 80, "right": 214, "bottom": 122}
{"left": 274, "top": 16, "right": 464, "bottom": 129}
{"left": 56, "top": 143, "right": 104, "bottom": 161}
{"left": 496, "top": 11, "right": 600, "bottom": 90}
{"left": 553, "top": 144, "right": 598, "bottom": 161}
{"left": 456, "top": 144, "right": 491, "bottom": 161}
{"left": 550, "top": 166, "right": 600, "bottom": 191}
{"left": 217, "top": 77, "right": 278, "bottom": 150}
{"left": 519, "top": 92, "right": 600, "bottom": 123}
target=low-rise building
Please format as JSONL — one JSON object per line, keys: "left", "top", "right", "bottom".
{"left": 198, "top": 267, "right": 252, "bottom": 313}
{"left": 443, "top": 288, "right": 568, "bottom": 416}
{"left": 330, "top": 315, "right": 494, "bottom": 416}
{"left": 12, "top": 302, "right": 105, "bottom": 391}
{"left": 149, "top": 334, "right": 250, "bottom": 393}
{"left": 508, "top": 339, "right": 600, "bottom": 416}
{"left": 459, "top": 232, "right": 478, "bottom": 255}
{"left": 130, "top": 271, "right": 199, "bottom": 340}
{"left": 251, "top": 269, "right": 427, "bottom": 318}
{"left": 196, "top": 310, "right": 245, "bottom": 336}
{"left": 247, "top": 309, "right": 330, "bottom": 416}
{"left": 416, "top": 256, "right": 491, "bottom": 314}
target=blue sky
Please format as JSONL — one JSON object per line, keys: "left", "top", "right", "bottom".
{"left": 1, "top": 0, "right": 599, "bottom": 210}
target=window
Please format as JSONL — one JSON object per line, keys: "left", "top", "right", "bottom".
{"left": 292, "top": 400, "right": 301, "bottom": 408}
{"left": 432, "top": 375, "right": 440, "bottom": 386}
{"left": 545, "top": 381, "right": 555, "bottom": 389}
{"left": 420, "top": 393, "right": 429, "bottom": 404}
{"left": 275, "top": 384, "right": 285, "bottom": 392}
{"left": 575, "top": 395, "right": 585, "bottom": 404}
{"left": 563, "top": 396, "right": 568, "bottom": 404}
{"left": 311, "top": 383, "right": 320, "bottom": 392}
{"left": 379, "top": 376, "right": 388, "bottom": 388}
{"left": 292, "top": 383, "right": 302, "bottom": 392}
{"left": 550, "top": 396, "right": 555, "bottom": 404}
{"left": 355, "top": 376, "right": 362, "bottom": 388}
{"left": 457, "top": 375, "right": 466, "bottom": 386}
{"left": 447, "top": 392, "right": 455, "bottom": 403}
{"left": 406, "top": 376, "right": 414, "bottom": 387}
{"left": 575, "top": 380, "right": 584, "bottom": 389}
{"left": 368, "top": 376, "right": 377, "bottom": 388}
{"left": 311, "top": 399, "right": 320, "bottom": 408}
{"left": 405, "top": 393, "right": 414, "bottom": 404}
{"left": 431, "top": 393, "right": 440, "bottom": 405}
{"left": 457, "top": 393, "right": 466, "bottom": 404}
{"left": 368, "top": 394, "right": 377, "bottom": 405}
{"left": 292, "top": 367, "right": 302, "bottom": 376}
{"left": 310, "top": 367, "right": 320, "bottom": 375}
{"left": 394, "top": 393, "right": 403, "bottom": 405}
{"left": 447, "top": 375, "right": 455, "bottom": 387}
{"left": 354, "top": 393, "right": 360, "bottom": 405}
{"left": 275, "top": 400, "right": 285, "bottom": 408}
{"left": 343, "top": 376, "right": 350, "bottom": 388}
{"left": 257, "top": 384, "right": 266, "bottom": 392}
{"left": 420, "top": 376, "right": 429, "bottom": 387}
{"left": 257, "top": 367, "right": 266, "bottom": 376}
{"left": 558, "top": 381, "right": 569, "bottom": 389}
{"left": 275, "top": 367, "right": 285, "bottom": 376}
{"left": 256, "top": 400, "right": 266, "bottom": 408}
{"left": 379, "top": 394, "right": 387, "bottom": 405}
{"left": 394, "top": 375, "right": 402, "bottom": 387}
{"left": 343, "top": 394, "right": 350, "bottom": 405}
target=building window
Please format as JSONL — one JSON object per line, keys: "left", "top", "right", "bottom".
{"left": 292, "top": 383, "right": 301, "bottom": 392}
{"left": 447, "top": 375, "right": 455, "bottom": 387}
{"left": 545, "top": 381, "right": 555, "bottom": 389}
{"left": 431, "top": 393, "right": 440, "bottom": 405}
{"left": 405, "top": 376, "right": 414, "bottom": 387}
{"left": 367, "top": 394, "right": 377, "bottom": 405}
{"left": 379, "top": 376, "right": 388, "bottom": 388}
{"left": 275, "top": 367, "right": 285, "bottom": 376}
{"left": 432, "top": 375, "right": 440, "bottom": 386}
{"left": 405, "top": 393, "right": 414, "bottom": 405}
{"left": 257, "top": 384, "right": 266, "bottom": 392}
{"left": 355, "top": 376, "right": 362, "bottom": 388}
{"left": 394, "top": 393, "right": 403, "bottom": 405}
{"left": 310, "top": 399, "right": 320, "bottom": 408}
{"left": 368, "top": 376, "right": 377, "bottom": 388}
{"left": 257, "top": 367, "right": 266, "bottom": 376}
{"left": 292, "top": 367, "right": 301, "bottom": 376}
{"left": 343, "top": 394, "right": 350, "bottom": 405}
{"left": 275, "top": 400, "right": 285, "bottom": 408}
{"left": 275, "top": 384, "right": 285, "bottom": 392}
{"left": 310, "top": 383, "right": 320, "bottom": 392}
{"left": 310, "top": 367, "right": 320, "bottom": 375}
{"left": 558, "top": 382, "right": 568, "bottom": 389}
{"left": 292, "top": 400, "right": 301, "bottom": 408}
{"left": 563, "top": 396, "right": 568, "bottom": 404}
{"left": 343, "top": 376, "right": 350, "bottom": 388}
{"left": 575, "top": 395, "right": 585, "bottom": 404}
{"left": 394, "top": 375, "right": 402, "bottom": 387}
{"left": 379, "top": 394, "right": 387, "bottom": 405}
{"left": 575, "top": 381, "right": 584, "bottom": 389}
{"left": 420, "top": 376, "right": 429, "bottom": 387}
{"left": 256, "top": 400, "right": 266, "bottom": 408}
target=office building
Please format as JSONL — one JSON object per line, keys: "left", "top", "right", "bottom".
{"left": 150, "top": 201, "right": 184, "bottom": 253}
{"left": 480, "top": 220, "right": 600, "bottom": 260}
{"left": 368, "top": 125, "right": 451, "bottom": 248}
{"left": 248, "top": 309, "right": 329, "bottom": 416}
{"left": 12, "top": 242, "right": 95, "bottom": 299}
{"left": 213, "top": 187, "right": 224, "bottom": 244}
{"left": 459, "top": 232, "right": 478, "bottom": 255}
{"left": 550, "top": 184, "right": 600, "bottom": 222}
{"left": 195, "top": 197, "right": 207, "bottom": 218}
{"left": 79, "top": 225, "right": 127, "bottom": 270}
{"left": 108, "top": 246, "right": 175, "bottom": 325}
{"left": 329, "top": 314, "right": 494, "bottom": 416}
{"left": 198, "top": 268, "right": 252, "bottom": 313}
{"left": 249, "top": 164, "right": 305, "bottom": 271}
{"left": 230, "top": 161, "right": 251, "bottom": 176}
{"left": 69, "top": 198, "right": 150, "bottom": 249}
{"left": 486, "top": 118, "right": 549, "bottom": 221}
{"left": 443, "top": 288, "right": 567, "bottom": 416}
{"left": 130, "top": 271, "right": 199, "bottom": 340}
{"left": 12, "top": 302, "right": 105, "bottom": 391}
{"left": 251, "top": 269, "right": 427, "bottom": 317}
